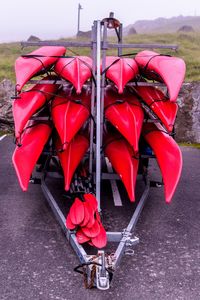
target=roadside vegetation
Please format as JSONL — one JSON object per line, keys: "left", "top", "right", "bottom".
{"left": 0, "top": 32, "right": 200, "bottom": 82}
{"left": 179, "top": 142, "right": 200, "bottom": 149}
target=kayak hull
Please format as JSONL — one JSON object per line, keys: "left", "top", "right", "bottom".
{"left": 56, "top": 134, "right": 89, "bottom": 191}
{"left": 142, "top": 123, "right": 182, "bottom": 203}
{"left": 135, "top": 50, "right": 186, "bottom": 102}
{"left": 51, "top": 87, "right": 91, "bottom": 150}
{"left": 12, "top": 121, "right": 52, "bottom": 191}
{"left": 54, "top": 56, "right": 92, "bottom": 94}
{"left": 104, "top": 86, "right": 144, "bottom": 152}
{"left": 135, "top": 86, "right": 178, "bottom": 132}
{"left": 15, "top": 46, "right": 66, "bottom": 92}
{"left": 104, "top": 56, "right": 138, "bottom": 93}
{"left": 104, "top": 134, "right": 139, "bottom": 202}
{"left": 13, "top": 81, "right": 58, "bottom": 138}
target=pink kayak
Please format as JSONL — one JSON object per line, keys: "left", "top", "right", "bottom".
{"left": 103, "top": 56, "right": 138, "bottom": 93}
{"left": 142, "top": 123, "right": 182, "bottom": 203}
{"left": 135, "top": 86, "right": 178, "bottom": 132}
{"left": 54, "top": 56, "right": 93, "bottom": 94}
{"left": 135, "top": 50, "right": 186, "bottom": 102}
{"left": 56, "top": 134, "right": 89, "bottom": 191}
{"left": 104, "top": 86, "right": 144, "bottom": 152}
{"left": 15, "top": 46, "right": 66, "bottom": 92}
{"left": 51, "top": 87, "right": 91, "bottom": 150}
{"left": 104, "top": 133, "right": 139, "bottom": 202}
{"left": 13, "top": 79, "right": 59, "bottom": 139}
{"left": 12, "top": 121, "right": 52, "bottom": 191}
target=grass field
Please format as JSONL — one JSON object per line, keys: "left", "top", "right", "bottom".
{"left": 179, "top": 142, "right": 200, "bottom": 149}
{"left": 0, "top": 32, "right": 200, "bottom": 82}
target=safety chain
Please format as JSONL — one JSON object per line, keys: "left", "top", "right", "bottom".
{"left": 82, "top": 264, "right": 96, "bottom": 289}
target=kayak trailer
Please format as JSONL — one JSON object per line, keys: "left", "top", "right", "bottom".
{"left": 21, "top": 14, "right": 178, "bottom": 290}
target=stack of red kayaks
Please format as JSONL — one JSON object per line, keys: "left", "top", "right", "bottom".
{"left": 101, "top": 49, "right": 185, "bottom": 203}
{"left": 12, "top": 47, "right": 93, "bottom": 193}
{"left": 12, "top": 46, "right": 185, "bottom": 249}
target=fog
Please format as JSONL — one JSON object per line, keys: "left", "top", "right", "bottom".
{"left": 0, "top": 0, "right": 199, "bottom": 42}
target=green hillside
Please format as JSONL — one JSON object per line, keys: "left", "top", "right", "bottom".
{"left": 1, "top": 32, "right": 200, "bottom": 82}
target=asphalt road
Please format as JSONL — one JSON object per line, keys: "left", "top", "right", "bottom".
{"left": 0, "top": 136, "right": 200, "bottom": 300}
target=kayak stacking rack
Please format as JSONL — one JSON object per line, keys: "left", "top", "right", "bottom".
{"left": 19, "top": 15, "right": 180, "bottom": 290}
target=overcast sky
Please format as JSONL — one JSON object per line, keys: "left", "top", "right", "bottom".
{"left": 0, "top": 0, "right": 199, "bottom": 42}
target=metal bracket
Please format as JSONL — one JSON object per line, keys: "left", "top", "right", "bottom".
{"left": 150, "top": 180, "right": 163, "bottom": 188}
{"left": 125, "top": 249, "right": 135, "bottom": 256}
{"left": 125, "top": 236, "right": 139, "bottom": 247}
{"left": 29, "top": 177, "right": 41, "bottom": 184}
{"left": 121, "top": 229, "right": 139, "bottom": 247}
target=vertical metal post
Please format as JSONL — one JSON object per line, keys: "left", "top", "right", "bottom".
{"left": 118, "top": 23, "right": 123, "bottom": 56}
{"left": 89, "top": 23, "right": 97, "bottom": 175}
{"left": 77, "top": 3, "right": 83, "bottom": 35}
{"left": 100, "top": 22, "right": 107, "bottom": 146}
{"left": 96, "top": 20, "right": 102, "bottom": 211}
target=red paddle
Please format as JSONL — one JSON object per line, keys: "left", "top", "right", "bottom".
{"left": 76, "top": 229, "right": 90, "bottom": 244}
{"left": 69, "top": 198, "right": 84, "bottom": 225}
{"left": 91, "top": 224, "right": 107, "bottom": 248}
{"left": 84, "top": 212, "right": 95, "bottom": 228}
{"left": 66, "top": 213, "right": 76, "bottom": 230}
{"left": 83, "top": 193, "right": 98, "bottom": 211}
{"left": 82, "top": 219, "right": 100, "bottom": 238}
{"left": 80, "top": 201, "right": 94, "bottom": 227}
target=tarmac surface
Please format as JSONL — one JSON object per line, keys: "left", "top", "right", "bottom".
{"left": 0, "top": 136, "right": 200, "bottom": 300}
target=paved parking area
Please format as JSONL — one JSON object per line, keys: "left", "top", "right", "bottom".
{"left": 0, "top": 136, "right": 200, "bottom": 300}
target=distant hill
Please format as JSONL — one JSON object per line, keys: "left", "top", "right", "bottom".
{"left": 124, "top": 15, "right": 200, "bottom": 34}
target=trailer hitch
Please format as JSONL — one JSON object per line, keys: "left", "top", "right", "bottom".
{"left": 96, "top": 251, "right": 110, "bottom": 290}
{"left": 74, "top": 251, "right": 113, "bottom": 290}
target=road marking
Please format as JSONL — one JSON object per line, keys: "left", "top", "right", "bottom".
{"left": 0, "top": 134, "right": 7, "bottom": 141}
{"left": 105, "top": 157, "right": 123, "bottom": 207}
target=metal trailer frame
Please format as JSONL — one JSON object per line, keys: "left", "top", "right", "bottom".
{"left": 21, "top": 16, "right": 178, "bottom": 290}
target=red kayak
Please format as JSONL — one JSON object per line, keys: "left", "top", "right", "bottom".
{"left": 51, "top": 87, "right": 91, "bottom": 150}
{"left": 104, "top": 133, "right": 139, "bottom": 202}
{"left": 104, "top": 86, "right": 144, "bottom": 152}
{"left": 13, "top": 80, "right": 59, "bottom": 139}
{"left": 12, "top": 121, "right": 52, "bottom": 191}
{"left": 15, "top": 46, "right": 66, "bottom": 92}
{"left": 142, "top": 123, "right": 182, "bottom": 203}
{"left": 56, "top": 134, "right": 89, "bottom": 191}
{"left": 103, "top": 56, "right": 138, "bottom": 94}
{"left": 54, "top": 56, "right": 93, "bottom": 94}
{"left": 135, "top": 50, "right": 186, "bottom": 102}
{"left": 135, "top": 86, "right": 178, "bottom": 132}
